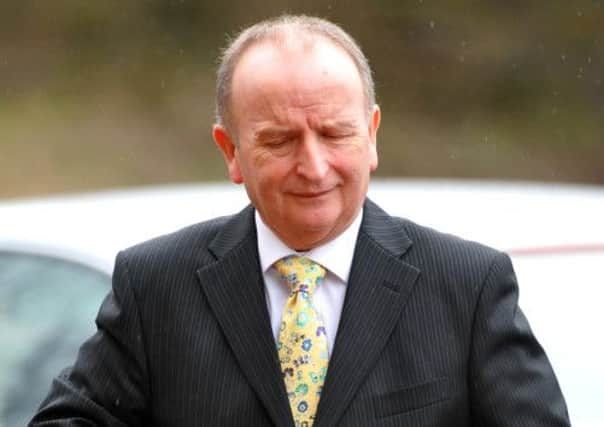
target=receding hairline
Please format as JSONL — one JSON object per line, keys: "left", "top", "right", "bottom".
{"left": 230, "top": 34, "right": 366, "bottom": 106}
{"left": 215, "top": 15, "right": 376, "bottom": 134}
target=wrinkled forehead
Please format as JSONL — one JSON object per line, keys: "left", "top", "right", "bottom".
{"left": 230, "top": 37, "right": 365, "bottom": 125}
{"left": 233, "top": 29, "right": 364, "bottom": 89}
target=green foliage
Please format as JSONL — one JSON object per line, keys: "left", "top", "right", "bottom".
{"left": 1, "top": 0, "right": 603, "bottom": 197}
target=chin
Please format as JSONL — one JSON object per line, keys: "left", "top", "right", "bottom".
{"left": 290, "top": 207, "right": 339, "bottom": 228}
{"left": 289, "top": 216, "right": 339, "bottom": 243}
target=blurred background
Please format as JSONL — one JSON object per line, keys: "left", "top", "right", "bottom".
{"left": 1, "top": 0, "right": 603, "bottom": 199}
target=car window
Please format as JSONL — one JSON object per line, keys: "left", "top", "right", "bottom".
{"left": 511, "top": 251, "right": 604, "bottom": 426}
{"left": 0, "top": 251, "right": 111, "bottom": 427}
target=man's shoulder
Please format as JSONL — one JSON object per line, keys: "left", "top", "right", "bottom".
{"left": 401, "top": 215, "right": 499, "bottom": 256}
{"left": 375, "top": 207, "right": 506, "bottom": 283}
{"left": 365, "top": 199, "right": 502, "bottom": 261}
{"left": 129, "top": 215, "right": 229, "bottom": 251}
{"left": 383, "top": 212, "right": 510, "bottom": 295}
{"left": 115, "top": 209, "right": 247, "bottom": 272}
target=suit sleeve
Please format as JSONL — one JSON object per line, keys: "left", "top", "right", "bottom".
{"left": 29, "top": 251, "right": 150, "bottom": 426}
{"left": 469, "top": 252, "right": 570, "bottom": 426}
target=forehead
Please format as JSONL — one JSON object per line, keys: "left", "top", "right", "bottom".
{"left": 230, "top": 37, "right": 365, "bottom": 125}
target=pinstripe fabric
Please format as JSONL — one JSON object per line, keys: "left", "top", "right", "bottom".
{"left": 31, "top": 200, "right": 569, "bottom": 426}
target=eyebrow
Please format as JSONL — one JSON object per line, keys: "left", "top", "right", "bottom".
{"left": 318, "top": 119, "right": 359, "bottom": 132}
{"left": 253, "top": 119, "right": 360, "bottom": 141}
{"left": 253, "top": 127, "right": 299, "bottom": 141}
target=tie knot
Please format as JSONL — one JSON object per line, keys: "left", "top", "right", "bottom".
{"left": 274, "top": 255, "right": 326, "bottom": 295}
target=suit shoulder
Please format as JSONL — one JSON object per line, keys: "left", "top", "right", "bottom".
{"left": 390, "top": 216, "right": 514, "bottom": 300}
{"left": 391, "top": 215, "right": 507, "bottom": 276}
{"left": 115, "top": 214, "right": 232, "bottom": 270}
{"left": 363, "top": 199, "right": 504, "bottom": 267}
{"left": 401, "top": 216, "right": 500, "bottom": 255}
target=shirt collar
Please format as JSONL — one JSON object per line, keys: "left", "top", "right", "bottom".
{"left": 255, "top": 208, "right": 363, "bottom": 283}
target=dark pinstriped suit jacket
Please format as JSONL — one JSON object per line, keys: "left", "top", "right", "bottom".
{"left": 31, "top": 199, "right": 570, "bottom": 426}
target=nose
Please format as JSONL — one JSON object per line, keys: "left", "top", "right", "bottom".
{"left": 295, "top": 135, "right": 329, "bottom": 181}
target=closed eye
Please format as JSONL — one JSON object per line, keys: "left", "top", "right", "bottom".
{"left": 318, "top": 121, "right": 359, "bottom": 140}
{"left": 263, "top": 137, "right": 295, "bottom": 147}
{"left": 254, "top": 128, "right": 299, "bottom": 147}
{"left": 322, "top": 131, "right": 353, "bottom": 139}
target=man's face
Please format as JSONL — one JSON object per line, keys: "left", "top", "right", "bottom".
{"left": 214, "top": 37, "right": 380, "bottom": 250}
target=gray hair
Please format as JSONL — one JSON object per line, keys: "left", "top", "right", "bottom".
{"left": 215, "top": 15, "right": 376, "bottom": 133}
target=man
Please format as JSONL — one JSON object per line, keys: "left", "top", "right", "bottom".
{"left": 32, "top": 15, "right": 570, "bottom": 426}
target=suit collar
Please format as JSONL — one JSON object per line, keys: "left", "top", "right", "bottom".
{"left": 199, "top": 205, "right": 293, "bottom": 426}
{"left": 359, "top": 198, "right": 413, "bottom": 257}
{"left": 205, "top": 200, "right": 405, "bottom": 263}
{"left": 206, "top": 204, "right": 256, "bottom": 260}
{"left": 255, "top": 207, "right": 363, "bottom": 283}
{"left": 315, "top": 199, "right": 421, "bottom": 426}
{"left": 198, "top": 200, "right": 420, "bottom": 427}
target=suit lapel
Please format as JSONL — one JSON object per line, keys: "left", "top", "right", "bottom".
{"left": 196, "top": 206, "right": 293, "bottom": 426}
{"left": 315, "top": 199, "right": 421, "bottom": 427}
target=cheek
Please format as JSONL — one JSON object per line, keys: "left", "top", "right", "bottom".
{"left": 258, "top": 154, "right": 295, "bottom": 179}
{"left": 247, "top": 160, "right": 291, "bottom": 194}
{"left": 332, "top": 148, "right": 372, "bottom": 180}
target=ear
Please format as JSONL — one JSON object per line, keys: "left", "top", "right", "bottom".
{"left": 212, "top": 124, "right": 243, "bottom": 184}
{"left": 368, "top": 104, "right": 380, "bottom": 172}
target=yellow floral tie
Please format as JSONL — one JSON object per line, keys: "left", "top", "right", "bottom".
{"left": 275, "top": 255, "right": 329, "bottom": 427}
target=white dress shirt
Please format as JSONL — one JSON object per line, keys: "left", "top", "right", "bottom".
{"left": 255, "top": 209, "right": 362, "bottom": 356}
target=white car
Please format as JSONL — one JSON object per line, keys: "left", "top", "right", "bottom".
{"left": 1, "top": 180, "right": 602, "bottom": 426}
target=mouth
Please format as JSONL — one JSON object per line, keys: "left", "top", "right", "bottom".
{"left": 290, "top": 189, "right": 333, "bottom": 198}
